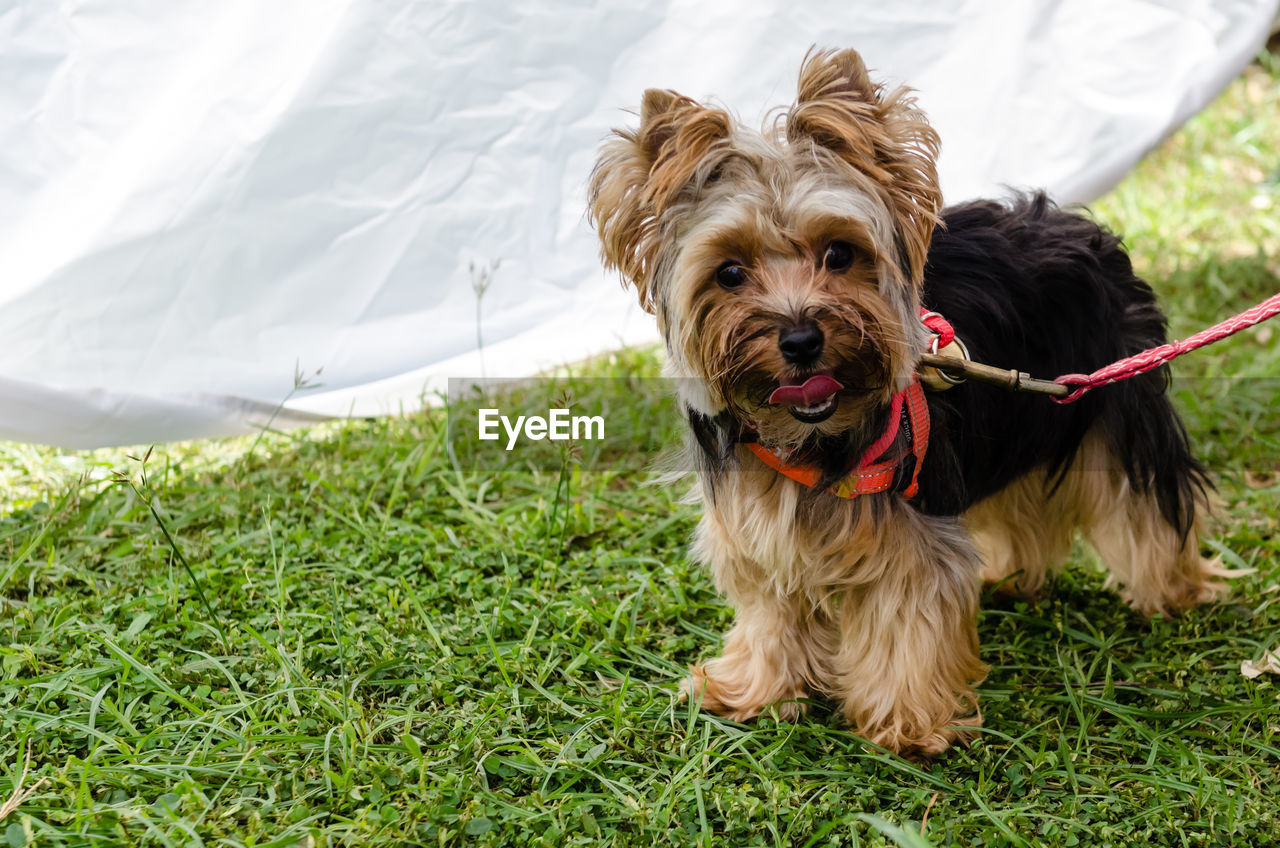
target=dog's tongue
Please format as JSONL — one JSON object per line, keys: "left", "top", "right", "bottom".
{"left": 768, "top": 375, "right": 844, "bottom": 406}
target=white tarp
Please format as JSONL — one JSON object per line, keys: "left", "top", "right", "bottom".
{"left": 1, "top": 0, "right": 1276, "bottom": 448}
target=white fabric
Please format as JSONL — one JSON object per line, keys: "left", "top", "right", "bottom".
{"left": 1, "top": 0, "right": 1276, "bottom": 448}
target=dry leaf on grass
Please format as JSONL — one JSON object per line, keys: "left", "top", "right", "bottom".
{"left": 1241, "top": 650, "right": 1280, "bottom": 679}
{"left": 0, "top": 748, "right": 47, "bottom": 822}
{"left": 1243, "top": 470, "right": 1277, "bottom": 489}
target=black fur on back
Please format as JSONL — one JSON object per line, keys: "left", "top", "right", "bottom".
{"left": 916, "top": 192, "right": 1208, "bottom": 537}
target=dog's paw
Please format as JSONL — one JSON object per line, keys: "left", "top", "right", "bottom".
{"left": 1122, "top": 555, "right": 1248, "bottom": 616}
{"left": 862, "top": 711, "right": 982, "bottom": 759}
{"left": 681, "top": 663, "right": 807, "bottom": 722}
{"left": 980, "top": 570, "right": 1047, "bottom": 604}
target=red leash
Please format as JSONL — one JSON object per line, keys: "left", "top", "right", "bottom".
{"left": 918, "top": 294, "right": 1280, "bottom": 403}
{"left": 1052, "top": 292, "right": 1280, "bottom": 403}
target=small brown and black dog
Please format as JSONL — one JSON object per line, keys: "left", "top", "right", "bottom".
{"left": 588, "top": 48, "right": 1228, "bottom": 755}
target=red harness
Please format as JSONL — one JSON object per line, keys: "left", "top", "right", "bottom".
{"left": 744, "top": 379, "right": 931, "bottom": 499}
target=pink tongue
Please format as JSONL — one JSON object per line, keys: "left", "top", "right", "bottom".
{"left": 768, "top": 375, "right": 844, "bottom": 406}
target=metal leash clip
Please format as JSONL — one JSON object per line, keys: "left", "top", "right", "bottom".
{"left": 918, "top": 352, "right": 1069, "bottom": 398}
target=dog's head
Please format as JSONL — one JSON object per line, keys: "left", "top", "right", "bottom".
{"left": 589, "top": 48, "right": 941, "bottom": 454}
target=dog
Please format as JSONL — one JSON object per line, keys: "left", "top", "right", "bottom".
{"left": 587, "top": 48, "right": 1228, "bottom": 756}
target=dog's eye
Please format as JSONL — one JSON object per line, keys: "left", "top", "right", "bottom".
{"left": 715, "top": 262, "right": 748, "bottom": 289}
{"left": 823, "top": 241, "right": 854, "bottom": 272}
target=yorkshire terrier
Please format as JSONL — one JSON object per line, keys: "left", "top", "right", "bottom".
{"left": 588, "top": 48, "right": 1228, "bottom": 755}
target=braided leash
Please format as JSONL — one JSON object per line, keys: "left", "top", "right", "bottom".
{"left": 917, "top": 292, "right": 1280, "bottom": 403}
{"left": 1052, "top": 291, "right": 1280, "bottom": 403}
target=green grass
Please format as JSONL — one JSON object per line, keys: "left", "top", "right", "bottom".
{"left": 2, "top": 49, "right": 1280, "bottom": 848}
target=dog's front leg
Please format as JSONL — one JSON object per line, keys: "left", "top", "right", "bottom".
{"left": 684, "top": 596, "right": 825, "bottom": 722}
{"left": 834, "top": 510, "right": 987, "bottom": 756}
{"left": 683, "top": 515, "right": 827, "bottom": 722}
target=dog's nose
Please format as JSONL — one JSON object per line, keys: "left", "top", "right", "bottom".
{"left": 779, "top": 322, "right": 824, "bottom": 365}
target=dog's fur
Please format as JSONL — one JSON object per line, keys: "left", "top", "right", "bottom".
{"left": 588, "top": 48, "right": 1229, "bottom": 755}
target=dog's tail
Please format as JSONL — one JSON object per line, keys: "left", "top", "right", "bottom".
{"left": 1099, "top": 373, "right": 1210, "bottom": 540}
{"left": 1092, "top": 275, "right": 1211, "bottom": 542}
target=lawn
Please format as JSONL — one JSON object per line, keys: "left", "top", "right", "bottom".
{"left": 2, "top": 47, "right": 1279, "bottom": 848}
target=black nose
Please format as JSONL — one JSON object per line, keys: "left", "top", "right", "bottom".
{"left": 778, "top": 322, "right": 824, "bottom": 365}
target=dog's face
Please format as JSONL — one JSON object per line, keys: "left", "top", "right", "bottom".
{"left": 590, "top": 49, "right": 942, "bottom": 452}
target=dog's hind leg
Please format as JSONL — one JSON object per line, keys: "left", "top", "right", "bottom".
{"left": 1085, "top": 491, "right": 1226, "bottom": 616}
{"left": 964, "top": 472, "right": 1080, "bottom": 598}
{"left": 1073, "top": 430, "right": 1231, "bottom": 615}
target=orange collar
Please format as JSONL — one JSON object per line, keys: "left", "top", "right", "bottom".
{"left": 744, "top": 379, "right": 930, "bottom": 499}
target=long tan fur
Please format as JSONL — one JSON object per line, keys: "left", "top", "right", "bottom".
{"left": 969, "top": 431, "right": 1232, "bottom": 615}
{"left": 684, "top": 451, "right": 986, "bottom": 755}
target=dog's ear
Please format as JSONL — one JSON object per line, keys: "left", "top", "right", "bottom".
{"left": 787, "top": 48, "right": 941, "bottom": 286}
{"left": 589, "top": 89, "right": 732, "bottom": 313}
